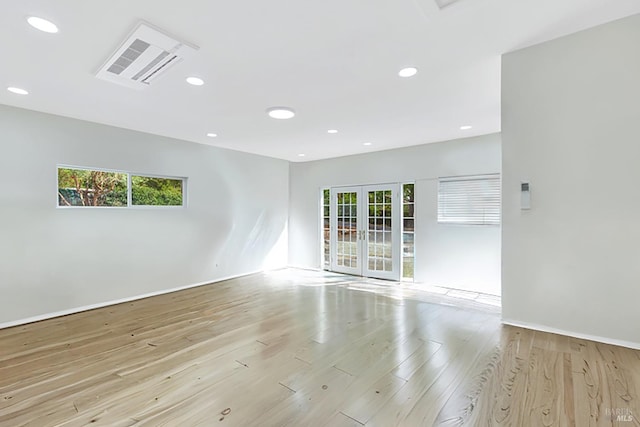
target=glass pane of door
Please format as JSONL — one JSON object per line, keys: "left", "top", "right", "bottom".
{"left": 337, "top": 191, "right": 358, "bottom": 269}
{"left": 330, "top": 187, "right": 361, "bottom": 276}
{"left": 363, "top": 184, "right": 400, "bottom": 280}
{"left": 367, "top": 189, "right": 392, "bottom": 272}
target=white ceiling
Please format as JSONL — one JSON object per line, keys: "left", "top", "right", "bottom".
{"left": 1, "top": 1, "right": 639, "bottom": 162}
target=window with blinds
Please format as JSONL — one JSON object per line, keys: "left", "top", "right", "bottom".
{"left": 437, "top": 174, "right": 501, "bottom": 225}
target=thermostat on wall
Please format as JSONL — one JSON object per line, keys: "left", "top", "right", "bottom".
{"left": 521, "top": 181, "right": 531, "bottom": 210}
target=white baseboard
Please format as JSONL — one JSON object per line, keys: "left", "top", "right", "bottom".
{"left": 0, "top": 270, "right": 263, "bottom": 331}
{"left": 502, "top": 318, "right": 640, "bottom": 350}
{"left": 285, "top": 264, "right": 368, "bottom": 275}
{"left": 285, "top": 264, "right": 324, "bottom": 272}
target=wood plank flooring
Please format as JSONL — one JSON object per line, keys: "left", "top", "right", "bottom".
{"left": 0, "top": 269, "right": 638, "bottom": 426}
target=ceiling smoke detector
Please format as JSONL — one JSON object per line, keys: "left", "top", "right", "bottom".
{"left": 96, "top": 22, "right": 198, "bottom": 89}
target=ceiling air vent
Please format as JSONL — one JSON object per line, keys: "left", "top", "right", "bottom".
{"left": 96, "top": 22, "right": 198, "bottom": 89}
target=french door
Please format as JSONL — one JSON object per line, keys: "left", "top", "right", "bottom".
{"left": 330, "top": 184, "right": 401, "bottom": 280}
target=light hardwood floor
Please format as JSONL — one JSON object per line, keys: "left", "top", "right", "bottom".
{"left": 0, "top": 269, "right": 638, "bottom": 426}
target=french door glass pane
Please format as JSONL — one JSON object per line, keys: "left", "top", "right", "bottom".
{"left": 336, "top": 191, "right": 357, "bottom": 269}
{"left": 367, "top": 189, "right": 393, "bottom": 272}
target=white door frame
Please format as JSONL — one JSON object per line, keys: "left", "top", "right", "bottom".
{"left": 329, "top": 184, "right": 401, "bottom": 281}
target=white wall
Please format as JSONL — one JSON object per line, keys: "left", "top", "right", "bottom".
{"left": 0, "top": 105, "right": 289, "bottom": 325}
{"left": 502, "top": 14, "right": 640, "bottom": 347}
{"left": 289, "top": 134, "right": 501, "bottom": 295}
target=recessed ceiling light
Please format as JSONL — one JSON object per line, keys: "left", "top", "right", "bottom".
{"left": 327, "top": 129, "right": 338, "bottom": 134}
{"left": 206, "top": 133, "right": 217, "bottom": 138}
{"left": 7, "top": 87, "right": 29, "bottom": 95}
{"left": 267, "top": 107, "right": 295, "bottom": 120}
{"left": 27, "top": 16, "right": 59, "bottom": 33}
{"left": 298, "top": 154, "right": 305, "bottom": 157}
{"left": 363, "top": 142, "right": 372, "bottom": 146}
{"left": 460, "top": 125, "right": 472, "bottom": 130}
{"left": 186, "top": 77, "right": 204, "bottom": 86}
{"left": 398, "top": 67, "right": 418, "bottom": 78}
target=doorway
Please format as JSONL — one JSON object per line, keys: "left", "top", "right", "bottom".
{"left": 329, "top": 184, "right": 401, "bottom": 280}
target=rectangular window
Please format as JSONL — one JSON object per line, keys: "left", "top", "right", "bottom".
{"left": 322, "top": 188, "right": 330, "bottom": 269}
{"left": 402, "top": 183, "right": 415, "bottom": 280}
{"left": 132, "top": 175, "right": 184, "bottom": 206}
{"left": 438, "top": 174, "right": 500, "bottom": 225}
{"left": 57, "top": 166, "right": 185, "bottom": 208}
{"left": 58, "top": 167, "right": 127, "bottom": 207}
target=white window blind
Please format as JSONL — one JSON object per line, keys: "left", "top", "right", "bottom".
{"left": 438, "top": 174, "right": 501, "bottom": 225}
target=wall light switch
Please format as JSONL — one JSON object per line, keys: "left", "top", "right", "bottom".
{"left": 521, "top": 181, "right": 531, "bottom": 210}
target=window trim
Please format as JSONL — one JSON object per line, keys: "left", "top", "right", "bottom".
{"left": 56, "top": 164, "right": 187, "bottom": 209}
